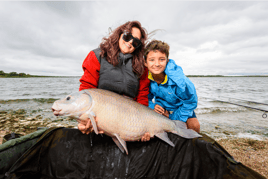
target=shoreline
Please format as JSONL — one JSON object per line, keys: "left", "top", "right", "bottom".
{"left": 0, "top": 109, "right": 267, "bottom": 178}
{"left": 1, "top": 75, "right": 268, "bottom": 78}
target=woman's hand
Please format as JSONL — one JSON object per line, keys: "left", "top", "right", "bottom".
{"left": 78, "top": 119, "right": 93, "bottom": 135}
{"left": 77, "top": 113, "right": 104, "bottom": 135}
{"left": 140, "top": 132, "right": 151, "bottom": 142}
{"left": 154, "top": 104, "right": 169, "bottom": 118}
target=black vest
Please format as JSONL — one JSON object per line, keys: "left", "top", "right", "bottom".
{"left": 93, "top": 48, "right": 139, "bottom": 98}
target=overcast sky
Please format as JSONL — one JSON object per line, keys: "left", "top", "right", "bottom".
{"left": 0, "top": 1, "right": 268, "bottom": 76}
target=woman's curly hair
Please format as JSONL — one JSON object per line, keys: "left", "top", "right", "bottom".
{"left": 144, "top": 40, "right": 170, "bottom": 61}
{"left": 99, "top": 21, "right": 148, "bottom": 77}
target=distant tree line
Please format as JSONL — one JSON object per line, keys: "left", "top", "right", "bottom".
{"left": 1, "top": 70, "right": 266, "bottom": 78}
{"left": 186, "top": 75, "right": 224, "bottom": 77}
{"left": 0, "top": 70, "right": 63, "bottom": 78}
{"left": 186, "top": 75, "right": 268, "bottom": 77}
{"left": 0, "top": 70, "right": 49, "bottom": 78}
{"left": 0, "top": 70, "right": 32, "bottom": 77}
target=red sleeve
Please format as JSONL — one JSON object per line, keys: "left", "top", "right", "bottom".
{"left": 134, "top": 67, "right": 150, "bottom": 106}
{"left": 79, "top": 51, "right": 100, "bottom": 91}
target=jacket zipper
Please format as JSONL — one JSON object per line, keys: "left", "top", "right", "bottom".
{"left": 121, "top": 55, "right": 127, "bottom": 94}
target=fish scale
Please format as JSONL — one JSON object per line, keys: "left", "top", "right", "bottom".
{"left": 52, "top": 88, "right": 202, "bottom": 154}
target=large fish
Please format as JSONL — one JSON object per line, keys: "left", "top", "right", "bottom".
{"left": 52, "top": 89, "right": 202, "bottom": 154}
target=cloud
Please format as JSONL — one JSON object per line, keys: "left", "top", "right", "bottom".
{"left": 0, "top": 1, "right": 268, "bottom": 76}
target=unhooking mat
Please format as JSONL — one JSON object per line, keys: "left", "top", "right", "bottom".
{"left": 0, "top": 127, "right": 265, "bottom": 179}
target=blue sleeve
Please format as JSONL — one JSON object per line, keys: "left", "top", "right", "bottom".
{"left": 169, "top": 78, "right": 198, "bottom": 122}
{"left": 148, "top": 92, "right": 156, "bottom": 109}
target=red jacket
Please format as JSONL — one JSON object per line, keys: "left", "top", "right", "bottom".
{"left": 79, "top": 51, "right": 150, "bottom": 106}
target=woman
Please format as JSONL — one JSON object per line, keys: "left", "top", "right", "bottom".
{"left": 78, "top": 21, "right": 150, "bottom": 134}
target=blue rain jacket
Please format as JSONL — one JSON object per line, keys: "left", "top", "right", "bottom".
{"left": 148, "top": 59, "right": 198, "bottom": 122}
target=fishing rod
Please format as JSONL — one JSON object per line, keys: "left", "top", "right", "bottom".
{"left": 214, "top": 99, "right": 268, "bottom": 118}
{"left": 219, "top": 96, "right": 268, "bottom": 106}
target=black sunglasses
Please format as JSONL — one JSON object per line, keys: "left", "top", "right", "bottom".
{"left": 122, "top": 31, "right": 142, "bottom": 49}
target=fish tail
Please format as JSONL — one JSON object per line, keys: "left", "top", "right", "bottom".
{"left": 172, "top": 120, "right": 202, "bottom": 139}
{"left": 174, "top": 120, "right": 187, "bottom": 129}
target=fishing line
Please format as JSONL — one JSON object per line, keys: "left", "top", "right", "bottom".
{"left": 203, "top": 97, "right": 268, "bottom": 118}
{"left": 219, "top": 96, "right": 268, "bottom": 106}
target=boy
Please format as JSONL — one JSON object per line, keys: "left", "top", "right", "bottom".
{"left": 143, "top": 40, "right": 200, "bottom": 139}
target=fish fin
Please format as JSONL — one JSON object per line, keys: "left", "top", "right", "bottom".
{"left": 88, "top": 112, "right": 98, "bottom": 135}
{"left": 155, "top": 132, "right": 175, "bottom": 147}
{"left": 172, "top": 128, "right": 202, "bottom": 139}
{"left": 90, "top": 111, "right": 96, "bottom": 117}
{"left": 113, "top": 134, "right": 128, "bottom": 155}
{"left": 173, "top": 120, "right": 187, "bottom": 129}
{"left": 112, "top": 137, "right": 125, "bottom": 153}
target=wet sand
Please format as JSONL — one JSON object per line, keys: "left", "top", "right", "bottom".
{"left": 217, "top": 138, "right": 268, "bottom": 177}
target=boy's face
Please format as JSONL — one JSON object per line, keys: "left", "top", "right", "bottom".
{"left": 145, "top": 50, "right": 168, "bottom": 75}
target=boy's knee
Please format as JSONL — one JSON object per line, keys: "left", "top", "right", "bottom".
{"left": 186, "top": 118, "right": 200, "bottom": 133}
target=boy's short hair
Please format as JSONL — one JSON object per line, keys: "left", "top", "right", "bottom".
{"left": 144, "top": 40, "right": 170, "bottom": 60}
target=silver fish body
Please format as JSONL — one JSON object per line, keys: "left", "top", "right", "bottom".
{"left": 52, "top": 89, "right": 201, "bottom": 154}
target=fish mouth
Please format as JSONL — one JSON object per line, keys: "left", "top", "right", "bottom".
{"left": 53, "top": 111, "right": 62, "bottom": 116}
{"left": 53, "top": 111, "right": 61, "bottom": 116}
{"left": 52, "top": 108, "right": 63, "bottom": 116}
{"left": 52, "top": 108, "right": 78, "bottom": 118}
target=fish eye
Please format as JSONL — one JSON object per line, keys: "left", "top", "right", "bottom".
{"left": 66, "top": 96, "right": 71, "bottom": 100}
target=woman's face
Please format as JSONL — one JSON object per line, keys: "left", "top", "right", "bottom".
{"left": 119, "top": 27, "right": 141, "bottom": 54}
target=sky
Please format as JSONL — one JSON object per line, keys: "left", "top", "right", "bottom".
{"left": 0, "top": 1, "right": 268, "bottom": 76}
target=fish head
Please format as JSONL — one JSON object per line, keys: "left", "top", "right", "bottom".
{"left": 52, "top": 90, "right": 93, "bottom": 118}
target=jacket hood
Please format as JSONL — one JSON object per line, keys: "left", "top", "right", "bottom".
{"left": 164, "top": 59, "right": 186, "bottom": 92}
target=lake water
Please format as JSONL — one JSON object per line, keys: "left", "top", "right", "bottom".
{"left": 0, "top": 77, "right": 268, "bottom": 140}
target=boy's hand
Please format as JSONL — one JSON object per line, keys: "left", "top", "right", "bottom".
{"left": 154, "top": 104, "right": 169, "bottom": 118}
